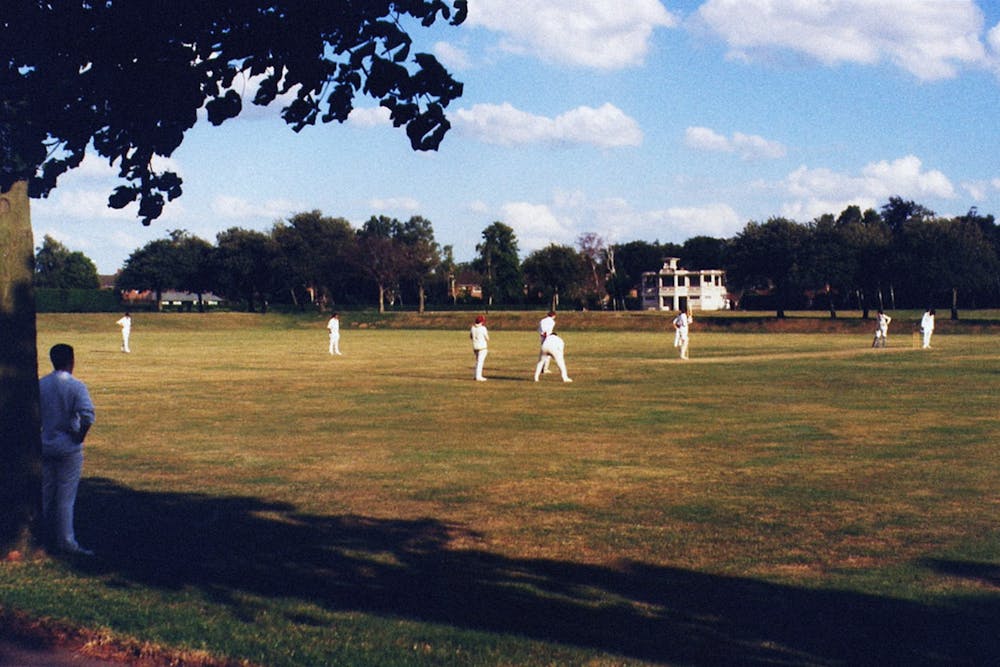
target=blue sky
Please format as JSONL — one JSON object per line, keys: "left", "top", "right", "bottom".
{"left": 32, "top": 0, "right": 1000, "bottom": 273}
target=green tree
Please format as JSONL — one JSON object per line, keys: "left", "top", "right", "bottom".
{"left": 896, "top": 217, "right": 999, "bottom": 318}
{"left": 358, "top": 215, "right": 405, "bottom": 313}
{"left": 727, "top": 218, "right": 808, "bottom": 317}
{"left": 397, "top": 215, "right": 441, "bottom": 313}
{"left": 803, "top": 214, "right": 855, "bottom": 318}
{"left": 272, "top": 211, "right": 358, "bottom": 309}
{"left": 836, "top": 206, "right": 890, "bottom": 317}
{"left": 576, "top": 232, "right": 608, "bottom": 309}
{"left": 1, "top": 0, "right": 465, "bottom": 553}
{"left": 680, "top": 236, "right": 727, "bottom": 271}
{"left": 522, "top": 244, "right": 588, "bottom": 311}
{"left": 115, "top": 236, "right": 182, "bottom": 310}
{"left": 473, "top": 222, "right": 522, "bottom": 307}
{"left": 215, "top": 228, "right": 282, "bottom": 313}
{"left": 166, "top": 230, "right": 217, "bottom": 311}
{"left": 34, "top": 235, "right": 100, "bottom": 289}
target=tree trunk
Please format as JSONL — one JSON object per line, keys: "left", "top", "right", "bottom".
{"left": 377, "top": 283, "right": 385, "bottom": 314}
{"left": 951, "top": 287, "right": 959, "bottom": 320}
{"left": 0, "top": 180, "right": 43, "bottom": 556}
{"left": 418, "top": 283, "right": 425, "bottom": 314}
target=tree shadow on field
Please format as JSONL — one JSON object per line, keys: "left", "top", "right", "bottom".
{"left": 74, "top": 479, "right": 998, "bottom": 666}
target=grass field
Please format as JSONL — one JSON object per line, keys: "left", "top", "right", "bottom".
{"left": 2, "top": 312, "right": 998, "bottom": 666}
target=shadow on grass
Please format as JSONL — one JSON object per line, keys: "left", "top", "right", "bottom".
{"left": 75, "top": 478, "right": 997, "bottom": 666}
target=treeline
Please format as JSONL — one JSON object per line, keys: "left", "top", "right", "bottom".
{"left": 35, "top": 197, "right": 1000, "bottom": 318}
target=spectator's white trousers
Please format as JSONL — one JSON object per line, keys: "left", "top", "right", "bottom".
{"left": 42, "top": 450, "right": 84, "bottom": 551}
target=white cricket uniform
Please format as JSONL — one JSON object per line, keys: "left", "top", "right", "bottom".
{"left": 470, "top": 323, "right": 489, "bottom": 380}
{"left": 327, "top": 317, "right": 341, "bottom": 355}
{"left": 873, "top": 312, "right": 891, "bottom": 347}
{"left": 116, "top": 316, "right": 131, "bottom": 353}
{"left": 920, "top": 311, "right": 934, "bottom": 348}
{"left": 534, "top": 333, "right": 572, "bottom": 382}
{"left": 538, "top": 315, "right": 555, "bottom": 372}
{"left": 672, "top": 312, "right": 690, "bottom": 359}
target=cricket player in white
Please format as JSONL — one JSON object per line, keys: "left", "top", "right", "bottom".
{"left": 537, "top": 311, "right": 556, "bottom": 373}
{"left": 534, "top": 333, "right": 572, "bottom": 383}
{"left": 920, "top": 308, "right": 935, "bottom": 348}
{"left": 327, "top": 312, "right": 342, "bottom": 355}
{"left": 116, "top": 312, "right": 131, "bottom": 353}
{"left": 872, "top": 309, "right": 892, "bottom": 347}
{"left": 470, "top": 315, "right": 489, "bottom": 381}
{"left": 672, "top": 310, "right": 691, "bottom": 360}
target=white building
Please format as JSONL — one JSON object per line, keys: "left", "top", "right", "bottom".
{"left": 641, "top": 257, "right": 729, "bottom": 311}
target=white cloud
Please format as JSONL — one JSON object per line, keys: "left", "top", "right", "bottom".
{"left": 348, "top": 106, "right": 392, "bottom": 128}
{"left": 467, "top": 200, "right": 490, "bottom": 214}
{"left": 433, "top": 41, "right": 473, "bottom": 71}
{"left": 697, "top": 0, "right": 989, "bottom": 81}
{"left": 486, "top": 192, "right": 742, "bottom": 253}
{"left": 502, "top": 201, "right": 576, "bottom": 251}
{"left": 989, "top": 22, "right": 1000, "bottom": 75}
{"left": 684, "top": 126, "right": 730, "bottom": 152}
{"left": 656, "top": 203, "right": 742, "bottom": 238}
{"left": 861, "top": 155, "right": 955, "bottom": 199}
{"left": 369, "top": 197, "right": 421, "bottom": 213}
{"left": 211, "top": 195, "right": 302, "bottom": 220}
{"left": 467, "top": 0, "right": 677, "bottom": 69}
{"left": 962, "top": 180, "right": 990, "bottom": 201}
{"left": 454, "top": 102, "right": 642, "bottom": 148}
{"left": 685, "top": 126, "right": 786, "bottom": 159}
{"left": 778, "top": 154, "right": 955, "bottom": 219}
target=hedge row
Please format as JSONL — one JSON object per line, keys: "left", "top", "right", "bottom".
{"left": 35, "top": 288, "right": 122, "bottom": 313}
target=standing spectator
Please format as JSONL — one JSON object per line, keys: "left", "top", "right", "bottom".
{"left": 537, "top": 311, "right": 556, "bottom": 374}
{"left": 872, "top": 309, "right": 892, "bottom": 348}
{"left": 534, "top": 333, "right": 572, "bottom": 383}
{"left": 116, "top": 312, "right": 132, "bottom": 353}
{"left": 469, "top": 315, "right": 489, "bottom": 381}
{"left": 920, "top": 308, "right": 935, "bottom": 349}
{"left": 672, "top": 309, "right": 692, "bottom": 360}
{"left": 327, "top": 312, "right": 342, "bottom": 355}
{"left": 38, "top": 344, "right": 95, "bottom": 556}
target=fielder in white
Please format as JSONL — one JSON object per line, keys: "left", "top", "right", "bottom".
{"left": 537, "top": 310, "right": 556, "bottom": 373}
{"left": 469, "top": 315, "right": 489, "bottom": 381}
{"left": 327, "top": 312, "right": 342, "bottom": 355}
{"left": 920, "top": 308, "right": 935, "bottom": 348}
{"left": 534, "top": 332, "right": 572, "bottom": 383}
{"left": 872, "top": 309, "right": 892, "bottom": 348}
{"left": 672, "top": 310, "right": 691, "bottom": 360}
{"left": 116, "top": 312, "right": 132, "bottom": 353}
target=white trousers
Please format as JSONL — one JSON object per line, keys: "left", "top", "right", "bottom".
{"left": 42, "top": 450, "right": 84, "bottom": 551}
{"left": 922, "top": 329, "right": 933, "bottom": 348}
{"left": 535, "top": 336, "right": 571, "bottom": 381}
{"left": 474, "top": 348, "right": 488, "bottom": 380}
{"left": 121, "top": 331, "right": 130, "bottom": 353}
{"left": 329, "top": 333, "right": 341, "bottom": 354}
{"left": 677, "top": 334, "right": 689, "bottom": 359}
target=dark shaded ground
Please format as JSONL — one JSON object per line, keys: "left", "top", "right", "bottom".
{"left": 0, "top": 635, "right": 114, "bottom": 666}
{"left": 6, "top": 477, "right": 999, "bottom": 666}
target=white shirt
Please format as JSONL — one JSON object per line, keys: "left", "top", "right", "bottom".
{"left": 921, "top": 311, "right": 934, "bottom": 332}
{"left": 673, "top": 312, "right": 690, "bottom": 337}
{"left": 470, "top": 323, "right": 489, "bottom": 351}
{"left": 39, "top": 370, "right": 95, "bottom": 457}
{"left": 327, "top": 317, "right": 340, "bottom": 335}
{"left": 538, "top": 315, "right": 555, "bottom": 340}
{"left": 116, "top": 316, "right": 131, "bottom": 333}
